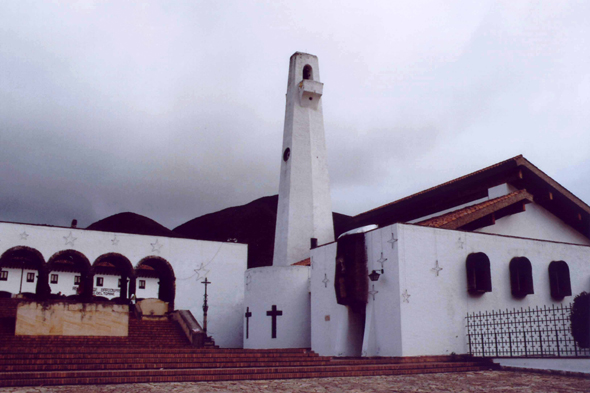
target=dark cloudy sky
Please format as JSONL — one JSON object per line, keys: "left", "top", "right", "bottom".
{"left": 1, "top": 1, "right": 589, "bottom": 229}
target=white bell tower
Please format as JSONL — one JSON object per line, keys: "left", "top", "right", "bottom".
{"left": 272, "top": 52, "right": 335, "bottom": 267}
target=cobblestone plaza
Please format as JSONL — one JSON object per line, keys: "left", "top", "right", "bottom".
{"left": 0, "top": 371, "right": 588, "bottom": 393}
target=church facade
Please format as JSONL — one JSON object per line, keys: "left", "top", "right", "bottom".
{"left": 242, "top": 53, "right": 590, "bottom": 358}
{"left": 1, "top": 53, "right": 589, "bottom": 360}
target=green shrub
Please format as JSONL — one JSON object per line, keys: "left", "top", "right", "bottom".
{"left": 570, "top": 291, "right": 590, "bottom": 348}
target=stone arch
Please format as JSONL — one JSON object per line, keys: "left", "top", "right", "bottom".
{"left": 92, "top": 253, "right": 136, "bottom": 302}
{"left": 47, "top": 250, "right": 93, "bottom": 300}
{"left": 303, "top": 64, "right": 313, "bottom": 80}
{"left": 135, "top": 256, "right": 176, "bottom": 311}
{"left": 0, "top": 246, "right": 48, "bottom": 298}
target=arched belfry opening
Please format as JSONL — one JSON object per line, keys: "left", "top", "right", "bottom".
{"left": 303, "top": 64, "right": 313, "bottom": 80}
{"left": 135, "top": 256, "right": 176, "bottom": 311}
{"left": 92, "top": 253, "right": 135, "bottom": 303}
{"left": 47, "top": 250, "right": 93, "bottom": 300}
{"left": 0, "top": 246, "right": 48, "bottom": 299}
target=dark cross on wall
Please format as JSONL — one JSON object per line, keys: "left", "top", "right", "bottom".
{"left": 266, "top": 305, "right": 283, "bottom": 339}
{"left": 244, "top": 307, "right": 252, "bottom": 339}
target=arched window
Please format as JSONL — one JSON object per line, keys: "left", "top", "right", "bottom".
{"left": 509, "top": 257, "right": 534, "bottom": 297}
{"left": 548, "top": 261, "right": 571, "bottom": 300}
{"left": 303, "top": 64, "right": 313, "bottom": 80}
{"left": 466, "top": 252, "right": 492, "bottom": 293}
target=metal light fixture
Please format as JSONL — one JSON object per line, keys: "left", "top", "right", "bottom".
{"left": 369, "top": 269, "right": 383, "bottom": 282}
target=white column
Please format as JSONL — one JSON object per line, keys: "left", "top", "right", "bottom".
{"left": 273, "top": 52, "right": 334, "bottom": 267}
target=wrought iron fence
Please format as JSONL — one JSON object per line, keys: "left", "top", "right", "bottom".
{"left": 466, "top": 303, "right": 590, "bottom": 358}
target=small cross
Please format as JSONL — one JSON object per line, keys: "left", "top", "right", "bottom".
{"left": 377, "top": 252, "right": 387, "bottom": 269}
{"left": 266, "top": 305, "right": 283, "bottom": 339}
{"left": 387, "top": 233, "right": 398, "bottom": 249}
{"left": 245, "top": 273, "right": 252, "bottom": 290}
{"left": 322, "top": 273, "right": 329, "bottom": 288}
{"left": 402, "top": 289, "right": 411, "bottom": 303}
{"left": 456, "top": 237, "right": 464, "bottom": 249}
{"left": 244, "top": 307, "right": 252, "bottom": 339}
{"left": 431, "top": 260, "right": 443, "bottom": 277}
{"left": 368, "top": 284, "right": 379, "bottom": 301}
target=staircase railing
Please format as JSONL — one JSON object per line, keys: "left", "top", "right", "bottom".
{"left": 170, "top": 310, "right": 206, "bottom": 347}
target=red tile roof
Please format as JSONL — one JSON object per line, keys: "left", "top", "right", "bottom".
{"left": 416, "top": 190, "right": 532, "bottom": 229}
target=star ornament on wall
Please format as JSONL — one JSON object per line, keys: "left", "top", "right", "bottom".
{"left": 64, "top": 232, "right": 77, "bottom": 246}
{"left": 456, "top": 237, "right": 464, "bottom": 249}
{"left": 194, "top": 263, "right": 210, "bottom": 281}
{"left": 245, "top": 272, "right": 252, "bottom": 290}
{"left": 322, "top": 273, "right": 330, "bottom": 288}
{"left": 19, "top": 231, "right": 29, "bottom": 240}
{"left": 151, "top": 239, "right": 163, "bottom": 253}
{"left": 377, "top": 252, "right": 387, "bottom": 270}
{"left": 402, "top": 289, "right": 411, "bottom": 303}
{"left": 368, "top": 285, "right": 379, "bottom": 301}
{"left": 387, "top": 233, "right": 398, "bottom": 249}
{"left": 111, "top": 235, "right": 120, "bottom": 246}
{"left": 431, "top": 260, "right": 443, "bottom": 277}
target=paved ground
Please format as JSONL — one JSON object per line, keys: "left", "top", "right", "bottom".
{"left": 0, "top": 371, "right": 588, "bottom": 393}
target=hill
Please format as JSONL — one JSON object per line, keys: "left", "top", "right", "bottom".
{"left": 174, "top": 195, "right": 351, "bottom": 268}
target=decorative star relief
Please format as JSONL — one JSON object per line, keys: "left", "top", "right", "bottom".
{"left": 322, "top": 273, "right": 330, "bottom": 288}
{"left": 368, "top": 285, "right": 379, "bottom": 301}
{"left": 19, "top": 231, "right": 29, "bottom": 241}
{"left": 387, "top": 233, "right": 398, "bottom": 249}
{"left": 111, "top": 235, "right": 120, "bottom": 246}
{"left": 402, "top": 289, "right": 411, "bottom": 303}
{"left": 194, "top": 263, "right": 210, "bottom": 281}
{"left": 151, "top": 239, "right": 163, "bottom": 253}
{"left": 431, "top": 260, "right": 443, "bottom": 277}
{"left": 377, "top": 252, "right": 387, "bottom": 270}
{"left": 63, "top": 232, "right": 77, "bottom": 246}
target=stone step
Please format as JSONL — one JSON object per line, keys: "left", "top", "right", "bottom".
{"left": 0, "top": 347, "right": 314, "bottom": 355}
{"left": 0, "top": 359, "right": 335, "bottom": 372}
{"left": 0, "top": 362, "right": 494, "bottom": 387}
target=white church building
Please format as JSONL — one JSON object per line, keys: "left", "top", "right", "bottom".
{"left": 1, "top": 53, "right": 589, "bottom": 366}
{"left": 242, "top": 53, "right": 590, "bottom": 364}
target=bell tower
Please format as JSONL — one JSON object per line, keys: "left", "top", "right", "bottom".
{"left": 272, "top": 52, "right": 335, "bottom": 267}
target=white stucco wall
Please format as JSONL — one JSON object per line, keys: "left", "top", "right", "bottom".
{"left": 0, "top": 222, "right": 247, "bottom": 348}
{"left": 0, "top": 268, "right": 38, "bottom": 294}
{"left": 311, "top": 222, "right": 590, "bottom": 357}
{"left": 135, "top": 276, "right": 159, "bottom": 299}
{"left": 476, "top": 203, "right": 590, "bottom": 245}
{"left": 243, "top": 265, "right": 311, "bottom": 349}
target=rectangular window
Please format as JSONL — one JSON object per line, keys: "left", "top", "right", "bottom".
{"left": 139, "top": 280, "right": 146, "bottom": 289}
{"left": 0, "top": 271, "right": 8, "bottom": 281}
{"left": 74, "top": 275, "right": 81, "bottom": 285}
{"left": 50, "top": 274, "right": 58, "bottom": 284}
{"left": 26, "top": 272, "right": 35, "bottom": 283}
{"left": 96, "top": 277, "right": 104, "bottom": 287}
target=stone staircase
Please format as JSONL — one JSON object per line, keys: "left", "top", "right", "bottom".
{"left": 0, "top": 316, "right": 495, "bottom": 387}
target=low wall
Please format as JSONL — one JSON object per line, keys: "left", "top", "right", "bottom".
{"left": 15, "top": 301, "right": 128, "bottom": 336}
{"left": 493, "top": 358, "right": 590, "bottom": 375}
